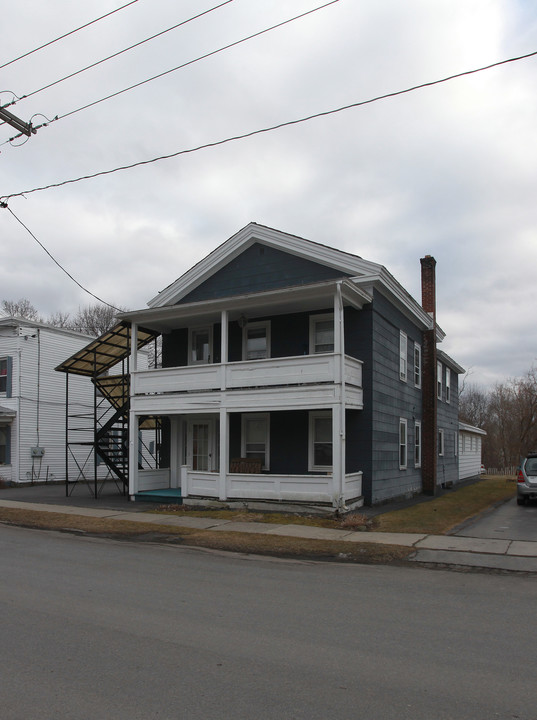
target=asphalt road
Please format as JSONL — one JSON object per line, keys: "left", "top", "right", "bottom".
{"left": 455, "top": 496, "right": 537, "bottom": 541}
{"left": 2, "top": 525, "right": 537, "bottom": 720}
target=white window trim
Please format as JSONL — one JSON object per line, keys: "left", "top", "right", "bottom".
{"left": 241, "top": 413, "right": 270, "bottom": 471}
{"left": 437, "top": 361, "right": 443, "bottom": 400}
{"left": 438, "top": 429, "right": 445, "bottom": 457}
{"left": 399, "top": 331, "right": 407, "bottom": 382}
{"left": 308, "top": 411, "right": 332, "bottom": 472}
{"left": 399, "top": 418, "right": 408, "bottom": 470}
{"left": 188, "top": 326, "right": 213, "bottom": 366}
{"left": 414, "top": 343, "right": 421, "bottom": 388}
{"left": 309, "top": 313, "right": 334, "bottom": 355}
{"left": 415, "top": 420, "right": 421, "bottom": 468}
{"left": 242, "top": 321, "right": 271, "bottom": 361}
{"left": 445, "top": 368, "right": 451, "bottom": 404}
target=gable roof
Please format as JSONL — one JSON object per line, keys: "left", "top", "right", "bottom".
{"left": 148, "top": 222, "right": 383, "bottom": 308}
{"left": 146, "top": 222, "right": 436, "bottom": 334}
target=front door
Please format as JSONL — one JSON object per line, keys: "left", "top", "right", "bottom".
{"left": 187, "top": 418, "right": 217, "bottom": 471}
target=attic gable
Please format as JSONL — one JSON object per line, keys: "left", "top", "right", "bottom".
{"left": 148, "top": 222, "right": 381, "bottom": 308}
{"left": 179, "top": 242, "right": 352, "bottom": 304}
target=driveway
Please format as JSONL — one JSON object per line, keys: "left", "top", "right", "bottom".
{"left": 454, "top": 495, "right": 537, "bottom": 541}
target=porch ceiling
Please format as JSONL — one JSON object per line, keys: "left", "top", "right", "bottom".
{"left": 119, "top": 278, "right": 372, "bottom": 334}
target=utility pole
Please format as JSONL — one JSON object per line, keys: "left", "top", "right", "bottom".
{"left": 0, "top": 106, "right": 35, "bottom": 137}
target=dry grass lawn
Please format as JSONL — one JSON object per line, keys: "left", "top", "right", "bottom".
{"left": 0, "top": 475, "right": 515, "bottom": 564}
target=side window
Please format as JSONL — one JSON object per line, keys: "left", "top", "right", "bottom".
{"left": 438, "top": 429, "right": 445, "bottom": 457}
{"left": 309, "top": 314, "right": 334, "bottom": 354}
{"left": 415, "top": 421, "right": 421, "bottom": 467}
{"left": 0, "top": 357, "right": 12, "bottom": 396}
{"left": 414, "top": 343, "right": 421, "bottom": 388}
{"left": 437, "top": 361, "right": 443, "bottom": 400}
{"left": 309, "top": 412, "right": 332, "bottom": 470}
{"left": 0, "top": 426, "right": 10, "bottom": 464}
{"left": 399, "top": 331, "right": 407, "bottom": 382}
{"left": 446, "top": 369, "right": 451, "bottom": 404}
{"left": 399, "top": 418, "right": 408, "bottom": 469}
{"left": 243, "top": 322, "right": 270, "bottom": 361}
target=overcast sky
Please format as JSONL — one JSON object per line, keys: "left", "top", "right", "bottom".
{"left": 2, "top": 0, "right": 536, "bottom": 388}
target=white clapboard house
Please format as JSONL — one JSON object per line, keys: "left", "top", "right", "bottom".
{"left": 0, "top": 316, "right": 100, "bottom": 486}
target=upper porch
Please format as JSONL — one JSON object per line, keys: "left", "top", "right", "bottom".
{"left": 123, "top": 277, "right": 372, "bottom": 411}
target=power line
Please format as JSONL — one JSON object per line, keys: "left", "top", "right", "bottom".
{"left": 13, "top": 0, "right": 236, "bottom": 105}
{"left": 2, "top": 206, "right": 120, "bottom": 310}
{"left": 29, "top": 0, "right": 340, "bottom": 130}
{"left": 0, "top": 1, "right": 139, "bottom": 70}
{"left": 2, "top": 47, "right": 536, "bottom": 202}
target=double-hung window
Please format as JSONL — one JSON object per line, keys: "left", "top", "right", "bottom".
{"left": 310, "top": 314, "right": 334, "bottom": 354}
{"left": 399, "top": 418, "right": 408, "bottom": 469}
{"left": 445, "top": 369, "right": 451, "bottom": 404}
{"left": 415, "top": 421, "right": 421, "bottom": 467}
{"left": 309, "top": 412, "right": 332, "bottom": 471}
{"left": 0, "top": 426, "right": 10, "bottom": 464}
{"left": 0, "top": 357, "right": 11, "bottom": 396}
{"left": 414, "top": 343, "right": 421, "bottom": 388}
{"left": 242, "top": 414, "right": 269, "bottom": 470}
{"left": 399, "top": 331, "right": 407, "bottom": 382}
{"left": 438, "top": 429, "right": 445, "bottom": 457}
{"left": 437, "top": 361, "right": 443, "bottom": 400}
{"left": 243, "top": 322, "right": 270, "bottom": 360}
{"left": 189, "top": 327, "right": 212, "bottom": 365}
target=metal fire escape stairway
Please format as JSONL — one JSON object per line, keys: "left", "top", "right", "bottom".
{"left": 56, "top": 321, "right": 160, "bottom": 498}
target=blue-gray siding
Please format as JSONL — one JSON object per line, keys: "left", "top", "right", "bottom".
{"left": 180, "top": 243, "right": 350, "bottom": 303}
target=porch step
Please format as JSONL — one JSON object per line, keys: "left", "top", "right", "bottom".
{"left": 133, "top": 488, "right": 183, "bottom": 504}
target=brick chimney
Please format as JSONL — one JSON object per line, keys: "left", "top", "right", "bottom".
{"left": 420, "top": 255, "right": 437, "bottom": 495}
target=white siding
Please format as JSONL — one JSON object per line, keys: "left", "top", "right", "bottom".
{"left": 0, "top": 321, "right": 102, "bottom": 484}
{"left": 458, "top": 429, "right": 484, "bottom": 480}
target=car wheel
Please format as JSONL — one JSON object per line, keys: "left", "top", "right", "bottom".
{"left": 517, "top": 497, "right": 526, "bottom": 506}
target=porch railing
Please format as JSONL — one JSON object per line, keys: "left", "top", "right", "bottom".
{"left": 177, "top": 466, "right": 363, "bottom": 506}
{"left": 132, "top": 353, "right": 363, "bottom": 396}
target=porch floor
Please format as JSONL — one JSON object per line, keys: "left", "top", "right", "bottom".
{"left": 133, "top": 488, "right": 182, "bottom": 504}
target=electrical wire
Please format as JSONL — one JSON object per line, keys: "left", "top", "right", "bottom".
{"left": 28, "top": 0, "right": 340, "bottom": 129}
{"left": 0, "top": 1, "right": 139, "bottom": 70}
{"left": 1, "top": 47, "right": 536, "bottom": 202}
{"left": 3, "top": 206, "right": 121, "bottom": 311}
{"left": 13, "top": 0, "right": 236, "bottom": 105}
{"left": 1, "top": 1, "right": 336, "bottom": 142}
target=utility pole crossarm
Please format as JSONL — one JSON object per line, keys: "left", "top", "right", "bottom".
{"left": 0, "top": 106, "right": 35, "bottom": 136}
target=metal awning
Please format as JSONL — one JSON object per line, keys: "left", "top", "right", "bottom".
{"left": 55, "top": 321, "right": 159, "bottom": 377}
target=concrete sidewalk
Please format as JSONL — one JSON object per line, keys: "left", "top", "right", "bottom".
{"left": 2, "top": 497, "right": 537, "bottom": 572}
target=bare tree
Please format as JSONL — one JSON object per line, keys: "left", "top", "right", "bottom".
{"left": 67, "top": 303, "right": 126, "bottom": 337}
{"left": 46, "top": 310, "right": 71, "bottom": 328}
{"left": 459, "top": 383, "right": 490, "bottom": 428}
{"left": 1, "top": 298, "right": 40, "bottom": 321}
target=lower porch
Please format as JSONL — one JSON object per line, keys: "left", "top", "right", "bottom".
{"left": 129, "top": 408, "right": 364, "bottom": 510}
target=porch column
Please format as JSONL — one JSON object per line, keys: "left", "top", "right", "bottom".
{"left": 219, "top": 408, "right": 229, "bottom": 501}
{"left": 129, "top": 411, "right": 139, "bottom": 497}
{"left": 220, "top": 309, "right": 228, "bottom": 391}
{"left": 169, "top": 416, "right": 179, "bottom": 488}
{"left": 130, "top": 322, "right": 138, "bottom": 372}
{"left": 333, "top": 283, "right": 346, "bottom": 508}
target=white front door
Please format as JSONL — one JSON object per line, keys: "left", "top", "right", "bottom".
{"left": 187, "top": 418, "right": 217, "bottom": 471}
